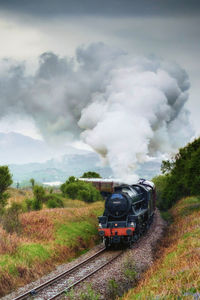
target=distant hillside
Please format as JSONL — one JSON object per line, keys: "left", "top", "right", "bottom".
{"left": 0, "top": 132, "right": 161, "bottom": 184}
{"left": 9, "top": 155, "right": 161, "bottom": 184}
{"left": 9, "top": 152, "right": 113, "bottom": 183}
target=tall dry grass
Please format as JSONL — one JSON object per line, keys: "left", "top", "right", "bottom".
{"left": 0, "top": 192, "right": 103, "bottom": 297}
{"left": 122, "top": 196, "right": 200, "bottom": 300}
{"left": 0, "top": 228, "right": 20, "bottom": 255}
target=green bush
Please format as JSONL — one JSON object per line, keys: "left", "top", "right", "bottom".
{"left": 24, "top": 198, "right": 34, "bottom": 211}
{"left": 0, "top": 166, "right": 13, "bottom": 208}
{"left": 30, "top": 178, "right": 35, "bottom": 189}
{"left": 64, "top": 182, "right": 79, "bottom": 199}
{"left": 61, "top": 177, "right": 102, "bottom": 202}
{"left": 46, "top": 194, "right": 64, "bottom": 208}
{"left": 32, "top": 198, "right": 42, "bottom": 210}
{"left": 32, "top": 185, "right": 46, "bottom": 210}
{"left": 33, "top": 185, "right": 46, "bottom": 202}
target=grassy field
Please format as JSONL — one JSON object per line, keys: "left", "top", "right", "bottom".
{"left": 0, "top": 189, "right": 104, "bottom": 297}
{"left": 122, "top": 196, "right": 200, "bottom": 300}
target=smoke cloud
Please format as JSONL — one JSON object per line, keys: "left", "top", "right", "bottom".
{"left": 0, "top": 43, "right": 193, "bottom": 180}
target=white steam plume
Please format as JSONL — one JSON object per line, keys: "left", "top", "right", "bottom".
{"left": 0, "top": 43, "right": 193, "bottom": 180}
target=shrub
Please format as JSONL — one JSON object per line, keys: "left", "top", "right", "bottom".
{"left": 61, "top": 177, "right": 102, "bottom": 202}
{"left": 79, "top": 285, "right": 100, "bottom": 300}
{"left": 33, "top": 185, "right": 46, "bottom": 202}
{"left": 64, "top": 182, "right": 79, "bottom": 199}
{"left": 46, "top": 194, "right": 64, "bottom": 208}
{"left": 0, "top": 166, "right": 13, "bottom": 208}
{"left": 32, "top": 185, "right": 46, "bottom": 210}
{"left": 32, "top": 198, "right": 42, "bottom": 211}
{"left": 24, "top": 198, "right": 34, "bottom": 212}
{"left": 30, "top": 178, "right": 35, "bottom": 189}
{"left": 1, "top": 202, "right": 22, "bottom": 234}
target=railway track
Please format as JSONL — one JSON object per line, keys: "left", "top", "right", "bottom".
{"left": 13, "top": 247, "right": 122, "bottom": 300}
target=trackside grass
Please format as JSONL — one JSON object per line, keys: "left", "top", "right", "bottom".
{"left": 0, "top": 197, "right": 104, "bottom": 297}
{"left": 122, "top": 196, "right": 200, "bottom": 300}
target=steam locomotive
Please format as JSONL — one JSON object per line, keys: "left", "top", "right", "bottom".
{"left": 98, "top": 179, "right": 156, "bottom": 248}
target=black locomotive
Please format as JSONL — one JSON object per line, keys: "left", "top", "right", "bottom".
{"left": 98, "top": 179, "right": 156, "bottom": 248}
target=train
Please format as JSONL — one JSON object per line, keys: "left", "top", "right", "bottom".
{"left": 97, "top": 179, "right": 156, "bottom": 248}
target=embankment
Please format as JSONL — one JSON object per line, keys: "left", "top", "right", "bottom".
{"left": 123, "top": 196, "right": 200, "bottom": 299}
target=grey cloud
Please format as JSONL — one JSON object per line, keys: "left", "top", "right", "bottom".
{"left": 0, "top": 0, "right": 200, "bottom": 17}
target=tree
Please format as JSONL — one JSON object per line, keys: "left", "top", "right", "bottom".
{"left": 32, "top": 185, "right": 45, "bottom": 210}
{"left": 161, "top": 159, "right": 175, "bottom": 174}
{"left": 30, "top": 178, "right": 35, "bottom": 189}
{"left": 160, "top": 137, "right": 200, "bottom": 209}
{"left": 81, "top": 171, "right": 101, "bottom": 178}
{"left": 152, "top": 175, "right": 169, "bottom": 210}
{"left": 0, "top": 166, "right": 13, "bottom": 209}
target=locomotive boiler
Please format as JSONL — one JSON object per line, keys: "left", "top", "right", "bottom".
{"left": 98, "top": 179, "right": 156, "bottom": 248}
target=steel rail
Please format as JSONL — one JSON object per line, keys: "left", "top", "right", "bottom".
{"left": 12, "top": 247, "right": 106, "bottom": 300}
{"left": 48, "top": 251, "right": 123, "bottom": 300}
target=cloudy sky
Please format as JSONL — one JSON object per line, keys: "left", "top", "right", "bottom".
{"left": 0, "top": 0, "right": 199, "bottom": 170}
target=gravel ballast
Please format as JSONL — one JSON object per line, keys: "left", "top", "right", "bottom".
{"left": 64, "top": 209, "right": 166, "bottom": 299}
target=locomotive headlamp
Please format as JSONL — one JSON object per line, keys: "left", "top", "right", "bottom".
{"left": 98, "top": 223, "right": 102, "bottom": 228}
{"left": 130, "top": 222, "right": 135, "bottom": 227}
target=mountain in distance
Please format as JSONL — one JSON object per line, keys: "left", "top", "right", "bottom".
{"left": 0, "top": 132, "right": 161, "bottom": 185}
{"left": 9, "top": 152, "right": 113, "bottom": 184}
{"left": 10, "top": 154, "right": 161, "bottom": 186}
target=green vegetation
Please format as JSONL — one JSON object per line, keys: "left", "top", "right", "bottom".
{"left": 122, "top": 196, "right": 200, "bottom": 300}
{"left": 30, "top": 178, "right": 35, "bottom": 188}
{"left": 0, "top": 166, "right": 13, "bottom": 210}
{"left": 46, "top": 194, "right": 64, "bottom": 208}
{"left": 0, "top": 200, "right": 104, "bottom": 296}
{"left": 24, "top": 185, "right": 64, "bottom": 211}
{"left": 55, "top": 220, "right": 97, "bottom": 246}
{"left": 60, "top": 176, "right": 102, "bottom": 202}
{"left": 0, "top": 170, "right": 104, "bottom": 296}
{"left": 107, "top": 279, "right": 120, "bottom": 300}
{"left": 17, "top": 243, "right": 50, "bottom": 264}
{"left": 66, "top": 284, "right": 100, "bottom": 300}
{"left": 153, "top": 137, "right": 200, "bottom": 210}
{"left": 123, "top": 257, "right": 137, "bottom": 283}
{"left": 32, "top": 185, "right": 45, "bottom": 210}
{"left": 81, "top": 171, "right": 101, "bottom": 178}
